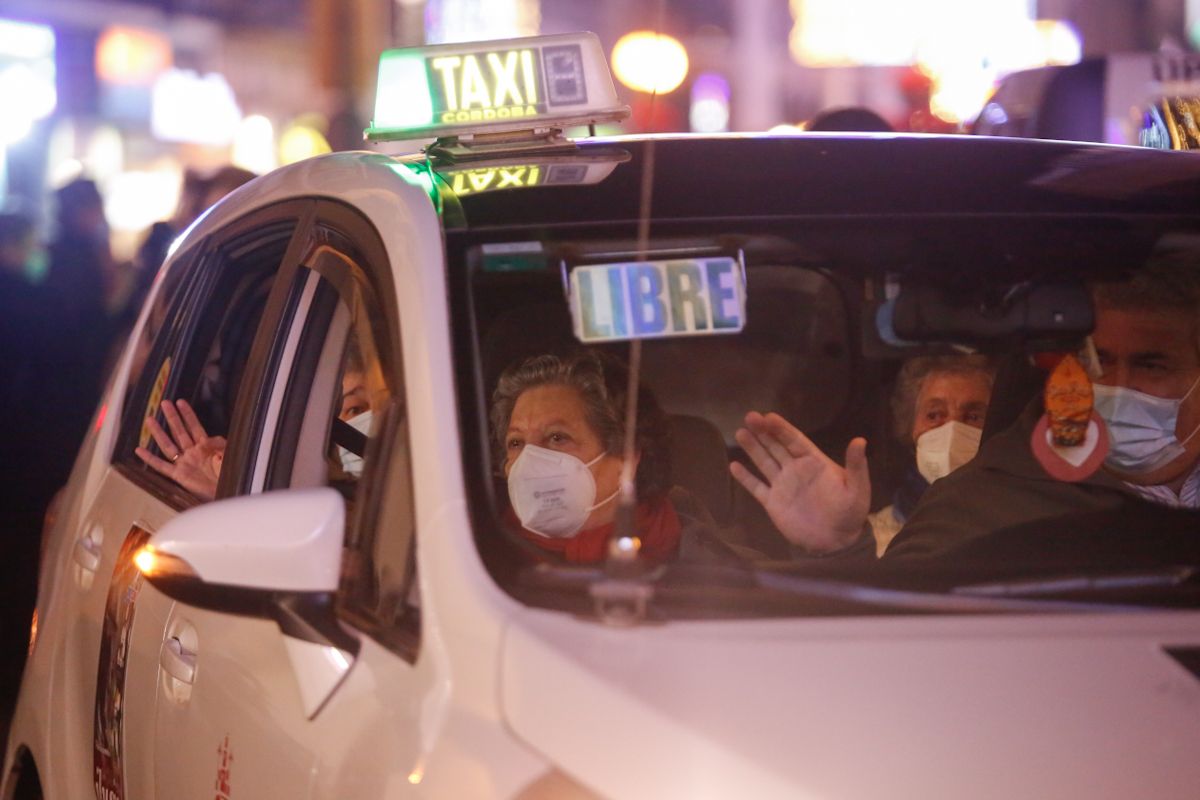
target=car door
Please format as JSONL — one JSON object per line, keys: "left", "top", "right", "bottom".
{"left": 144, "top": 201, "right": 428, "bottom": 798}
{"left": 54, "top": 238, "right": 199, "bottom": 800}
{"left": 94, "top": 204, "right": 311, "bottom": 800}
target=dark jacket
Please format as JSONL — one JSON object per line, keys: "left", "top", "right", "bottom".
{"left": 886, "top": 402, "right": 1195, "bottom": 561}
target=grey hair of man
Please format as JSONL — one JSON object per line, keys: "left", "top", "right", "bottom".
{"left": 490, "top": 350, "right": 672, "bottom": 498}
{"left": 890, "top": 354, "right": 997, "bottom": 444}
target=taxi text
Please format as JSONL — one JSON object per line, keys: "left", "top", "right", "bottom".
{"left": 444, "top": 165, "right": 542, "bottom": 195}
{"left": 429, "top": 49, "right": 543, "bottom": 123}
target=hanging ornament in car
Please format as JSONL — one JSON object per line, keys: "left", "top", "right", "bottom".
{"left": 1030, "top": 351, "right": 1108, "bottom": 482}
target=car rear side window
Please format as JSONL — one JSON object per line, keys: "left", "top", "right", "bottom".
{"left": 116, "top": 215, "right": 301, "bottom": 507}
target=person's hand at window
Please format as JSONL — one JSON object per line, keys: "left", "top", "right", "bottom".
{"left": 730, "top": 411, "right": 871, "bottom": 554}
{"left": 135, "top": 398, "right": 225, "bottom": 501}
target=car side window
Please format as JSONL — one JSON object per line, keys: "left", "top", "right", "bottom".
{"left": 116, "top": 215, "right": 301, "bottom": 506}
{"left": 260, "top": 216, "right": 419, "bottom": 660}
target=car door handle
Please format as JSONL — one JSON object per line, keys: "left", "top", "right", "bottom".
{"left": 73, "top": 537, "right": 101, "bottom": 573}
{"left": 160, "top": 637, "right": 196, "bottom": 685}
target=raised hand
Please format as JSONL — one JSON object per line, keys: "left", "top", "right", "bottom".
{"left": 729, "top": 411, "right": 870, "bottom": 554}
{"left": 135, "top": 399, "right": 226, "bottom": 501}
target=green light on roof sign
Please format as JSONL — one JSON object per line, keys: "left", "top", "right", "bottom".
{"left": 374, "top": 54, "right": 434, "bottom": 129}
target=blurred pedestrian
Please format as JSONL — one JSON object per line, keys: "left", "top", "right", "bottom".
{"left": 0, "top": 207, "right": 52, "bottom": 723}
{"left": 41, "top": 179, "right": 118, "bottom": 487}
{"left": 806, "top": 106, "right": 895, "bottom": 133}
{"left": 122, "top": 165, "right": 257, "bottom": 330}
{"left": 0, "top": 208, "right": 46, "bottom": 421}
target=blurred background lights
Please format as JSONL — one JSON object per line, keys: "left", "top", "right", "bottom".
{"left": 0, "top": 19, "right": 55, "bottom": 60}
{"left": 689, "top": 72, "right": 730, "bottom": 132}
{"left": 425, "top": 0, "right": 540, "bottom": 44}
{"left": 0, "top": 64, "right": 57, "bottom": 145}
{"left": 151, "top": 69, "right": 242, "bottom": 145}
{"left": 233, "top": 115, "right": 278, "bottom": 175}
{"left": 1035, "top": 20, "right": 1083, "bottom": 65}
{"left": 0, "top": 19, "right": 55, "bottom": 155}
{"left": 612, "top": 31, "right": 689, "bottom": 95}
{"left": 96, "top": 26, "right": 172, "bottom": 85}
{"left": 85, "top": 125, "right": 126, "bottom": 183}
{"left": 789, "top": 0, "right": 917, "bottom": 66}
{"left": 104, "top": 167, "right": 180, "bottom": 234}
{"left": 789, "top": 0, "right": 1080, "bottom": 125}
{"left": 279, "top": 118, "right": 332, "bottom": 165}
{"left": 1190, "top": 0, "right": 1200, "bottom": 50}
{"left": 929, "top": 71, "right": 1001, "bottom": 124}
{"left": 0, "top": 111, "right": 33, "bottom": 147}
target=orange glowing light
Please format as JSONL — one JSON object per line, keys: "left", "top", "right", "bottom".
{"left": 133, "top": 546, "right": 159, "bottom": 576}
{"left": 96, "top": 27, "right": 172, "bottom": 85}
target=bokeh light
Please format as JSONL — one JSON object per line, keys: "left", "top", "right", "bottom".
{"left": 279, "top": 117, "right": 332, "bottom": 165}
{"left": 690, "top": 73, "right": 731, "bottom": 132}
{"left": 96, "top": 27, "right": 172, "bottom": 85}
{"left": 233, "top": 115, "right": 277, "bottom": 175}
{"left": 612, "top": 31, "right": 689, "bottom": 95}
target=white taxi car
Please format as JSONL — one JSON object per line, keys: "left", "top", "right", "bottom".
{"left": 6, "top": 32, "right": 1200, "bottom": 800}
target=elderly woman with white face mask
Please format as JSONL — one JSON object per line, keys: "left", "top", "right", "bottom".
{"left": 491, "top": 350, "right": 702, "bottom": 565}
{"left": 730, "top": 354, "right": 995, "bottom": 559}
{"left": 866, "top": 355, "right": 995, "bottom": 555}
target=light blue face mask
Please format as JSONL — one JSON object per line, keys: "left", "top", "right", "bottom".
{"left": 337, "top": 410, "right": 374, "bottom": 477}
{"left": 1093, "top": 376, "right": 1200, "bottom": 475}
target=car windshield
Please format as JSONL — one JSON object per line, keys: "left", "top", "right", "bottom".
{"left": 444, "top": 136, "right": 1200, "bottom": 619}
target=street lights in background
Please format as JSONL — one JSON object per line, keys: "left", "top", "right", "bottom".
{"left": 611, "top": 30, "right": 689, "bottom": 132}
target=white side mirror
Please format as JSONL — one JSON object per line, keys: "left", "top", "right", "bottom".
{"left": 145, "top": 487, "right": 344, "bottom": 592}
{"left": 138, "top": 488, "right": 357, "bottom": 718}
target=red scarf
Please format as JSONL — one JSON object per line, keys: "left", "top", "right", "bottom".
{"left": 507, "top": 494, "right": 682, "bottom": 565}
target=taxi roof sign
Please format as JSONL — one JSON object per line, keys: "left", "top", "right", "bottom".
{"left": 366, "top": 32, "right": 630, "bottom": 143}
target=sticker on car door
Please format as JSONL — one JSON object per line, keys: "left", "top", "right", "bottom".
{"left": 93, "top": 526, "right": 151, "bottom": 800}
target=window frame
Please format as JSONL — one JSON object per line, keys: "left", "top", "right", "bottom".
{"left": 114, "top": 200, "right": 314, "bottom": 508}
{"left": 248, "top": 199, "right": 420, "bottom": 661}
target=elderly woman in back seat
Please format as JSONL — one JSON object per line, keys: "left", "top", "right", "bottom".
{"left": 491, "top": 350, "right": 743, "bottom": 565}
{"left": 866, "top": 355, "right": 995, "bottom": 555}
{"left": 730, "top": 354, "right": 995, "bottom": 558}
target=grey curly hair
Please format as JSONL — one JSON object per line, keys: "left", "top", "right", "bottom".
{"left": 489, "top": 350, "right": 672, "bottom": 498}
{"left": 891, "top": 354, "right": 996, "bottom": 443}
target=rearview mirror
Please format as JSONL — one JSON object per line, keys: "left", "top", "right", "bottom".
{"left": 889, "top": 282, "right": 1093, "bottom": 344}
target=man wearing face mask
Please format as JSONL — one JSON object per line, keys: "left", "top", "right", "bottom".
{"left": 883, "top": 254, "right": 1200, "bottom": 558}
{"left": 733, "top": 252, "right": 1200, "bottom": 559}
{"left": 867, "top": 356, "right": 994, "bottom": 556}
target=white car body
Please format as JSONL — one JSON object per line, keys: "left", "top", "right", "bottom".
{"left": 6, "top": 139, "right": 1200, "bottom": 799}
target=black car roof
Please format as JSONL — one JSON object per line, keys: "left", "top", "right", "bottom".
{"left": 443, "top": 133, "right": 1200, "bottom": 231}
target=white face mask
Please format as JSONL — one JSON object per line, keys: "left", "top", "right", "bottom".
{"left": 915, "top": 420, "right": 982, "bottom": 484}
{"left": 507, "top": 444, "right": 618, "bottom": 538}
{"left": 1093, "top": 376, "right": 1200, "bottom": 475}
{"left": 337, "top": 410, "right": 374, "bottom": 477}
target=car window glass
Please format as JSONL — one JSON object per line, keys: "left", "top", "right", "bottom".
{"left": 118, "top": 249, "right": 193, "bottom": 431}
{"left": 117, "top": 220, "right": 297, "bottom": 504}
{"left": 261, "top": 221, "right": 419, "bottom": 658}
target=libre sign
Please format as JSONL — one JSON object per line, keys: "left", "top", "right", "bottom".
{"left": 570, "top": 258, "right": 746, "bottom": 343}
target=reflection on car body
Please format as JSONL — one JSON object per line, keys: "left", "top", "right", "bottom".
{"left": 6, "top": 31, "right": 1200, "bottom": 800}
